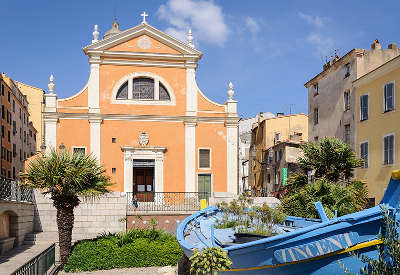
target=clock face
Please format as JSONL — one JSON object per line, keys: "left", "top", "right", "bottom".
{"left": 137, "top": 37, "right": 152, "bottom": 50}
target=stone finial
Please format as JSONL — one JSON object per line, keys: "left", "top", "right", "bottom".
{"left": 141, "top": 11, "right": 148, "bottom": 23}
{"left": 227, "top": 82, "right": 234, "bottom": 100}
{"left": 48, "top": 74, "right": 55, "bottom": 94}
{"left": 371, "top": 38, "right": 382, "bottom": 50}
{"left": 187, "top": 29, "right": 194, "bottom": 48}
{"left": 92, "top": 24, "right": 99, "bottom": 43}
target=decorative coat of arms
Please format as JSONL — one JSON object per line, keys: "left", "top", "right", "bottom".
{"left": 139, "top": 131, "right": 149, "bottom": 146}
{"left": 137, "top": 37, "right": 152, "bottom": 50}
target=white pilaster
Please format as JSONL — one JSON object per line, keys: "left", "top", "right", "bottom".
{"left": 88, "top": 57, "right": 100, "bottom": 113}
{"left": 226, "top": 123, "right": 238, "bottom": 195}
{"left": 89, "top": 119, "right": 102, "bottom": 163}
{"left": 186, "top": 65, "right": 197, "bottom": 116}
{"left": 44, "top": 118, "right": 58, "bottom": 154}
{"left": 124, "top": 153, "right": 133, "bottom": 193}
{"left": 185, "top": 122, "right": 196, "bottom": 192}
{"left": 155, "top": 157, "right": 164, "bottom": 193}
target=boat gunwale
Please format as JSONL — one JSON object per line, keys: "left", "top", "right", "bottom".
{"left": 177, "top": 205, "right": 385, "bottom": 253}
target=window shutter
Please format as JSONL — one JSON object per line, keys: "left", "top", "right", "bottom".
{"left": 389, "top": 135, "right": 394, "bottom": 164}
{"left": 199, "top": 149, "right": 210, "bottom": 168}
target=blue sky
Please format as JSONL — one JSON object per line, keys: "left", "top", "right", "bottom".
{"left": 1, "top": 0, "right": 399, "bottom": 118}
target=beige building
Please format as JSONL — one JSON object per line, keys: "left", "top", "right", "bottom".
{"left": 305, "top": 40, "right": 400, "bottom": 149}
{"left": 249, "top": 113, "right": 308, "bottom": 194}
{"left": 354, "top": 55, "right": 400, "bottom": 204}
{"left": 16, "top": 82, "right": 44, "bottom": 152}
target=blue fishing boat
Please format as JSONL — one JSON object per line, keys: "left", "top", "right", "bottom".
{"left": 177, "top": 171, "right": 400, "bottom": 274}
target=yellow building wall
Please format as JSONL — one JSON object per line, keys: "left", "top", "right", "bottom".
{"left": 250, "top": 114, "right": 308, "bottom": 191}
{"left": 17, "top": 82, "right": 44, "bottom": 152}
{"left": 356, "top": 66, "right": 400, "bottom": 203}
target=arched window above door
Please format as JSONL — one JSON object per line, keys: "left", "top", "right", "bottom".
{"left": 113, "top": 73, "right": 174, "bottom": 105}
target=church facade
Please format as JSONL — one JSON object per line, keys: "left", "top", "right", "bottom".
{"left": 43, "top": 17, "right": 239, "bottom": 198}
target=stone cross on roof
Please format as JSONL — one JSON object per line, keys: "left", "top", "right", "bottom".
{"left": 141, "top": 11, "right": 148, "bottom": 23}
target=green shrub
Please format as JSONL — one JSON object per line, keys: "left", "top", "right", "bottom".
{"left": 190, "top": 247, "right": 232, "bottom": 275}
{"left": 64, "top": 228, "right": 182, "bottom": 272}
{"left": 281, "top": 177, "right": 368, "bottom": 219}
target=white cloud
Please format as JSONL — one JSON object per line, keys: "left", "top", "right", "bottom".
{"left": 298, "top": 12, "right": 325, "bottom": 28}
{"left": 307, "top": 32, "right": 333, "bottom": 56}
{"left": 157, "top": 0, "right": 229, "bottom": 47}
{"left": 245, "top": 17, "right": 260, "bottom": 34}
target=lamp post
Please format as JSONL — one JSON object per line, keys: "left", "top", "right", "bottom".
{"left": 250, "top": 147, "right": 267, "bottom": 196}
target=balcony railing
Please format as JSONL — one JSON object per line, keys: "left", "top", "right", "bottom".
{"left": 11, "top": 243, "right": 55, "bottom": 275}
{"left": 126, "top": 192, "right": 210, "bottom": 212}
{"left": 0, "top": 178, "right": 33, "bottom": 203}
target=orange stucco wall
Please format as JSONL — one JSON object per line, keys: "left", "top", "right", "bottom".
{"left": 197, "top": 90, "right": 225, "bottom": 113}
{"left": 58, "top": 87, "right": 88, "bottom": 108}
{"left": 100, "top": 120, "right": 185, "bottom": 192}
{"left": 108, "top": 35, "right": 181, "bottom": 55}
{"left": 57, "top": 119, "right": 90, "bottom": 154}
{"left": 196, "top": 123, "right": 227, "bottom": 192}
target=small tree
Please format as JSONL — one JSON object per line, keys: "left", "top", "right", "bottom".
{"left": 190, "top": 247, "right": 232, "bottom": 275}
{"left": 20, "top": 149, "right": 113, "bottom": 266}
{"left": 298, "top": 138, "right": 363, "bottom": 182}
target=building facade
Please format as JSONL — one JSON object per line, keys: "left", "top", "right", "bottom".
{"left": 239, "top": 112, "right": 274, "bottom": 193}
{"left": 249, "top": 113, "right": 308, "bottom": 194}
{"left": 43, "top": 19, "right": 239, "bottom": 198}
{"left": 0, "top": 74, "right": 37, "bottom": 180}
{"left": 354, "top": 55, "right": 400, "bottom": 203}
{"left": 16, "top": 82, "right": 45, "bottom": 152}
{"left": 264, "top": 141, "right": 304, "bottom": 198}
{"left": 305, "top": 40, "right": 400, "bottom": 149}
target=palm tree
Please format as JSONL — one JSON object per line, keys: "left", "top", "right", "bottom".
{"left": 20, "top": 149, "right": 113, "bottom": 266}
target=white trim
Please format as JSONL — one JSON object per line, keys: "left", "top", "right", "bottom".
{"left": 359, "top": 140, "right": 369, "bottom": 169}
{"left": 110, "top": 72, "right": 176, "bottom": 106}
{"left": 186, "top": 67, "right": 197, "bottom": 115}
{"left": 122, "top": 146, "right": 165, "bottom": 193}
{"left": 88, "top": 63, "right": 100, "bottom": 113}
{"left": 383, "top": 133, "right": 395, "bottom": 166}
{"left": 89, "top": 119, "right": 102, "bottom": 163}
{"left": 44, "top": 118, "right": 57, "bottom": 154}
{"left": 383, "top": 80, "right": 395, "bottom": 113}
{"left": 83, "top": 23, "right": 202, "bottom": 56}
{"left": 226, "top": 124, "right": 238, "bottom": 195}
{"left": 71, "top": 146, "right": 87, "bottom": 155}
{"left": 198, "top": 147, "right": 212, "bottom": 170}
{"left": 196, "top": 172, "right": 213, "bottom": 194}
{"left": 185, "top": 122, "right": 196, "bottom": 192}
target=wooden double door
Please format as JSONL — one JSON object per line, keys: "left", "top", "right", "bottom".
{"left": 133, "top": 167, "right": 154, "bottom": 202}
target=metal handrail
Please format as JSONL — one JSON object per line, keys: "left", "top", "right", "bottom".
{"left": 0, "top": 178, "right": 33, "bottom": 203}
{"left": 11, "top": 243, "right": 55, "bottom": 275}
{"left": 126, "top": 192, "right": 210, "bottom": 212}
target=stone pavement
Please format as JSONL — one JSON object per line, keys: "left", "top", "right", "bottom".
{"left": 58, "top": 266, "right": 177, "bottom": 275}
{"left": 0, "top": 243, "right": 54, "bottom": 274}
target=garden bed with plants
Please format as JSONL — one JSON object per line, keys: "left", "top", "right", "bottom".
{"left": 64, "top": 226, "right": 182, "bottom": 272}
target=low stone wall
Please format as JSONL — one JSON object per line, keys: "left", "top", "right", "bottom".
{"left": 34, "top": 190, "right": 125, "bottom": 241}
{"left": 127, "top": 212, "right": 192, "bottom": 234}
{"left": 0, "top": 200, "right": 34, "bottom": 247}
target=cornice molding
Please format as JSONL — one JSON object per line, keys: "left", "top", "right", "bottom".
{"left": 121, "top": 146, "right": 167, "bottom": 153}
{"left": 43, "top": 112, "right": 238, "bottom": 124}
{"left": 83, "top": 23, "right": 202, "bottom": 57}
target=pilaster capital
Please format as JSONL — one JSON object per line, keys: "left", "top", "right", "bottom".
{"left": 44, "top": 117, "right": 59, "bottom": 124}
{"left": 184, "top": 120, "right": 197, "bottom": 127}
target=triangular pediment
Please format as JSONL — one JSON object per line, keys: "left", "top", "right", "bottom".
{"left": 83, "top": 23, "right": 202, "bottom": 57}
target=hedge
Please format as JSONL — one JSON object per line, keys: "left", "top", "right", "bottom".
{"left": 64, "top": 229, "right": 183, "bottom": 272}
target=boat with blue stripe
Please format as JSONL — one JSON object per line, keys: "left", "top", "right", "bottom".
{"left": 177, "top": 171, "right": 400, "bottom": 274}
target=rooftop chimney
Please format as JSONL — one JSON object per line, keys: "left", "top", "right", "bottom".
{"left": 388, "top": 43, "right": 398, "bottom": 50}
{"left": 371, "top": 39, "right": 382, "bottom": 50}
{"left": 258, "top": 112, "right": 264, "bottom": 123}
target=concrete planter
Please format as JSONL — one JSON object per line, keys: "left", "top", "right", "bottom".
{"left": 0, "top": 237, "right": 16, "bottom": 255}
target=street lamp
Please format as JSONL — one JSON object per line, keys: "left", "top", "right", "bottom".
{"left": 250, "top": 147, "right": 267, "bottom": 196}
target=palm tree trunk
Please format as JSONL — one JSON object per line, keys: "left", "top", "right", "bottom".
{"left": 54, "top": 198, "right": 78, "bottom": 266}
